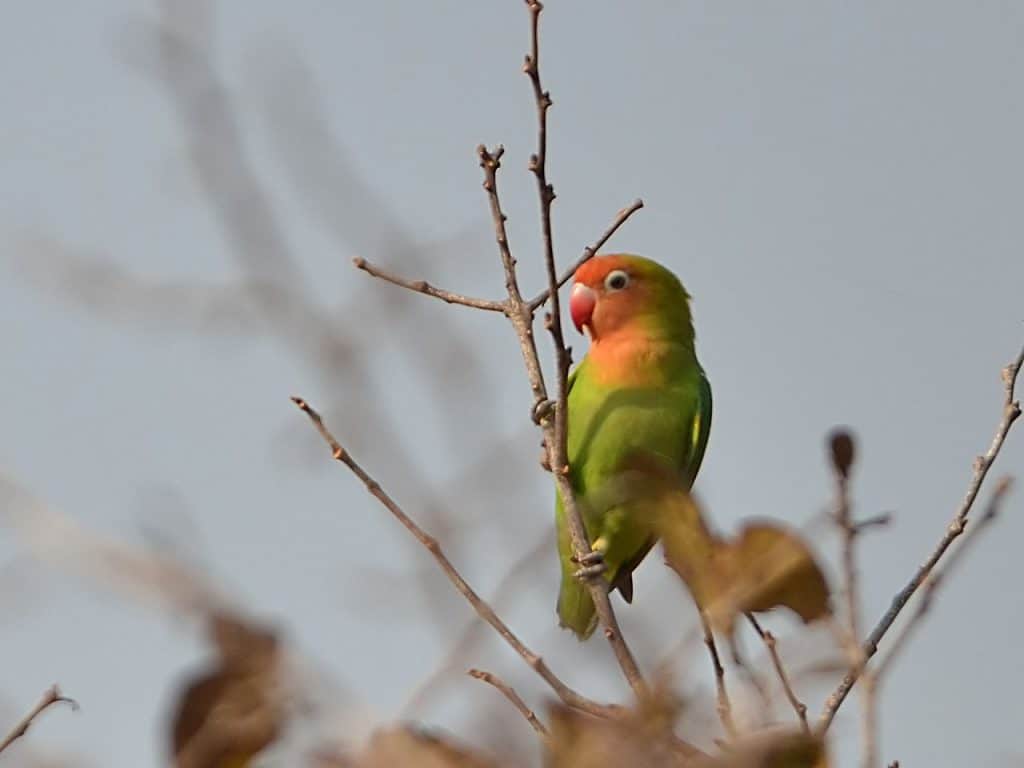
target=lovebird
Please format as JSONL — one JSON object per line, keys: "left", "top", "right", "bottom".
{"left": 556, "top": 254, "right": 712, "bottom": 639}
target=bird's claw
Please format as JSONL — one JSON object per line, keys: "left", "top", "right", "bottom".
{"left": 571, "top": 549, "right": 606, "bottom": 581}
{"left": 531, "top": 399, "right": 555, "bottom": 425}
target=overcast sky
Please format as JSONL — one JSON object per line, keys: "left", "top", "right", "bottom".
{"left": 2, "top": 2, "right": 1023, "bottom": 766}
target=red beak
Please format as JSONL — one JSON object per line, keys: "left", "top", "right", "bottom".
{"left": 570, "top": 282, "right": 597, "bottom": 334}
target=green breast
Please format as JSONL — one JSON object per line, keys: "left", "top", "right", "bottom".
{"left": 567, "top": 365, "right": 701, "bottom": 509}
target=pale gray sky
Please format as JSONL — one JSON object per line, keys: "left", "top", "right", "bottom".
{"left": 2, "top": 2, "right": 1023, "bottom": 766}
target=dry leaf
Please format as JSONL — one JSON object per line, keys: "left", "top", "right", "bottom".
{"left": 707, "top": 521, "right": 831, "bottom": 633}
{"left": 697, "top": 729, "right": 828, "bottom": 768}
{"left": 170, "top": 613, "right": 286, "bottom": 768}
{"left": 644, "top": 460, "right": 831, "bottom": 636}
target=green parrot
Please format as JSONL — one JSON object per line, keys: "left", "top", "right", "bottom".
{"left": 556, "top": 253, "right": 712, "bottom": 639}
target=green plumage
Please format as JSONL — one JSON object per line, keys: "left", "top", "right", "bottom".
{"left": 556, "top": 255, "right": 711, "bottom": 639}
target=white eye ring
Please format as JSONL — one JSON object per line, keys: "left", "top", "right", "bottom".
{"left": 604, "top": 269, "right": 630, "bottom": 292}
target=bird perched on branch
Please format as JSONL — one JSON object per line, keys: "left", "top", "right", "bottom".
{"left": 556, "top": 254, "right": 711, "bottom": 639}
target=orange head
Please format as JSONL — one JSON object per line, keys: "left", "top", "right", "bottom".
{"left": 569, "top": 254, "right": 694, "bottom": 345}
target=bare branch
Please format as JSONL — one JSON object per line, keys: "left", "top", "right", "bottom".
{"left": 291, "top": 397, "right": 622, "bottom": 720}
{"left": 746, "top": 614, "right": 808, "bottom": 733}
{"left": 528, "top": 198, "right": 645, "bottom": 312}
{"left": 0, "top": 685, "right": 78, "bottom": 754}
{"left": 352, "top": 257, "right": 507, "bottom": 313}
{"left": 468, "top": 669, "right": 549, "bottom": 740}
{"left": 819, "top": 344, "right": 1024, "bottom": 731}
{"left": 512, "top": 0, "right": 648, "bottom": 698}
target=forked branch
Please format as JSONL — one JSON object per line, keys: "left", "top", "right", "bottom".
{"left": 291, "top": 397, "right": 622, "bottom": 720}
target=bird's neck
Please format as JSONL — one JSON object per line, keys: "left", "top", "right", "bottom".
{"left": 587, "top": 330, "right": 695, "bottom": 388}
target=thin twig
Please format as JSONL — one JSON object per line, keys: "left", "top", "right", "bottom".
{"left": 516, "top": 0, "right": 648, "bottom": 698}
{"left": 746, "top": 614, "right": 808, "bottom": 732}
{"left": 701, "top": 615, "right": 737, "bottom": 739}
{"left": 527, "top": 199, "right": 644, "bottom": 312}
{"left": 0, "top": 685, "right": 78, "bottom": 754}
{"left": 819, "top": 345, "right": 1023, "bottom": 731}
{"left": 291, "top": 397, "right": 622, "bottom": 719}
{"left": 468, "top": 668, "right": 550, "bottom": 740}
{"left": 826, "top": 429, "right": 874, "bottom": 765}
{"left": 828, "top": 430, "right": 862, "bottom": 648}
{"left": 352, "top": 257, "right": 507, "bottom": 313}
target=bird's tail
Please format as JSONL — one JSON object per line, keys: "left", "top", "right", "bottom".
{"left": 557, "top": 573, "right": 598, "bottom": 640}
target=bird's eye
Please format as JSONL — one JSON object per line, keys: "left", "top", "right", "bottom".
{"left": 604, "top": 270, "right": 630, "bottom": 292}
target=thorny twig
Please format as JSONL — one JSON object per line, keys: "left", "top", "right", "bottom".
{"left": 468, "top": 669, "right": 550, "bottom": 740}
{"left": 819, "top": 344, "right": 1024, "bottom": 731}
{"left": 291, "top": 397, "right": 622, "bottom": 720}
{"left": 0, "top": 685, "right": 78, "bottom": 754}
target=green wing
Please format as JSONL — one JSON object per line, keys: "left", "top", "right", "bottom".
{"left": 684, "top": 366, "right": 713, "bottom": 488}
{"left": 609, "top": 367, "right": 711, "bottom": 602}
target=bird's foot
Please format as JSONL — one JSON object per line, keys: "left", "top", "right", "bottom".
{"left": 571, "top": 547, "right": 606, "bottom": 581}
{"left": 531, "top": 398, "right": 555, "bottom": 425}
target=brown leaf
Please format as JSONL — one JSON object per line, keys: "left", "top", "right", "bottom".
{"left": 651, "top": 465, "right": 831, "bottom": 635}
{"left": 708, "top": 521, "right": 831, "bottom": 632}
{"left": 170, "top": 613, "right": 286, "bottom": 768}
{"left": 697, "top": 730, "right": 828, "bottom": 768}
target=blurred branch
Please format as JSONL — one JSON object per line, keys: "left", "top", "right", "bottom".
{"left": 468, "top": 669, "right": 549, "bottom": 740}
{"left": 0, "top": 473, "right": 230, "bottom": 618}
{"left": 0, "top": 685, "right": 78, "bottom": 754}
{"left": 819, "top": 344, "right": 1023, "bottom": 731}
{"left": 745, "top": 614, "right": 808, "bottom": 733}
{"left": 401, "top": 531, "right": 550, "bottom": 717}
{"left": 291, "top": 397, "right": 623, "bottom": 720}
{"left": 700, "top": 615, "right": 736, "bottom": 740}
{"left": 527, "top": 198, "right": 644, "bottom": 312}
{"left": 352, "top": 257, "right": 507, "bottom": 313}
